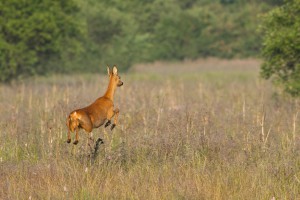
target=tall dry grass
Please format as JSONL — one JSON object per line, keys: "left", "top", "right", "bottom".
{"left": 0, "top": 59, "right": 299, "bottom": 199}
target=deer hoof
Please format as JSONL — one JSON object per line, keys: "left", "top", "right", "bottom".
{"left": 73, "top": 140, "right": 79, "bottom": 145}
{"left": 67, "top": 139, "right": 71, "bottom": 143}
{"left": 111, "top": 124, "right": 116, "bottom": 131}
{"left": 105, "top": 120, "right": 111, "bottom": 128}
{"left": 96, "top": 138, "right": 104, "bottom": 144}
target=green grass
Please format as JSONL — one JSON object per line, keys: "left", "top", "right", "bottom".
{"left": 0, "top": 60, "right": 300, "bottom": 199}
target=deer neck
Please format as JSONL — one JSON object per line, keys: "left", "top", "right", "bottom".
{"left": 104, "top": 78, "right": 116, "bottom": 101}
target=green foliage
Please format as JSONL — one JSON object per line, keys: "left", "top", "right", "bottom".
{"left": 0, "top": 0, "right": 83, "bottom": 82}
{"left": 260, "top": 0, "right": 300, "bottom": 96}
{"left": 0, "top": 0, "right": 278, "bottom": 81}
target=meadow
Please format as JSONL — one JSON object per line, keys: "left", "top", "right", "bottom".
{"left": 0, "top": 59, "right": 299, "bottom": 199}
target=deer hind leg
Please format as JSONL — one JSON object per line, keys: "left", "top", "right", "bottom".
{"left": 66, "top": 115, "right": 77, "bottom": 144}
{"left": 73, "top": 128, "right": 79, "bottom": 145}
{"left": 67, "top": 129, "right": 71, "bottom": 143}
{"left": 73, "top": 114, "right": 93, "bottom": 145}
{"left": 111, "top": 108, "right": 119, "bottom": 130}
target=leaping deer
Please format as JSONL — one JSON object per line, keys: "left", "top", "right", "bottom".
{"left": 66, "top": 65, "right": 123, "bottom": 145}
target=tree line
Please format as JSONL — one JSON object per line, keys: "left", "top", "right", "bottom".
{"left": 3, "top": 0, "right": 298, "bottom": 97}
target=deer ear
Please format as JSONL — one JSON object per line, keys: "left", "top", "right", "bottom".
{"left": 112, "top": 65, "right": 118, "bottom": 75}
{"left": 107, "top": 65, "right": 110, "bottom": 76}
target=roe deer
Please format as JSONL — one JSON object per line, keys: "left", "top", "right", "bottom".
{"left": 66, "top": 65, "right": 123, "bottom": 145}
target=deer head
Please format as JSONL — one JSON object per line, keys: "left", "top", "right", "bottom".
{"left": 107, "top": 65, "right": 123, "bottom": 87}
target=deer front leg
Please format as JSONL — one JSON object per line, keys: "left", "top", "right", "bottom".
{"left": 106, "top": 107, "right": 115, "bottom": 128}
{"left": 105, "top": 120, "right": 111, "bottom": 128}
{"left": 106, "top": 108, "right": 119, "bottom": 130}
{"left": 111, "top": 108, "right": 119, "bottom": 130}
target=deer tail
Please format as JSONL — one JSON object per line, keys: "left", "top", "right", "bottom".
{"left": 67, "top": 112, "right": 80, "bottom": 132}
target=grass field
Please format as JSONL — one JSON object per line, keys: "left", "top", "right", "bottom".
{"left": 0, "top": 59, "right": 299, "bottom": 199}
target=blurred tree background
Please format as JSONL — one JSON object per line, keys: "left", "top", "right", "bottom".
{"left": 0, "top": 0, "right": 285, "bottom": 82}
{"left": 260, "top": 0, "right": 300, "bottom": 97}
{"left": 0, "top": 0, "right": 83, "bottom": 82}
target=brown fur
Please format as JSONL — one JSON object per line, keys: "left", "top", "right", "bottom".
{"left": 66, "top": 65, "right": 123, "bottom": 145}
